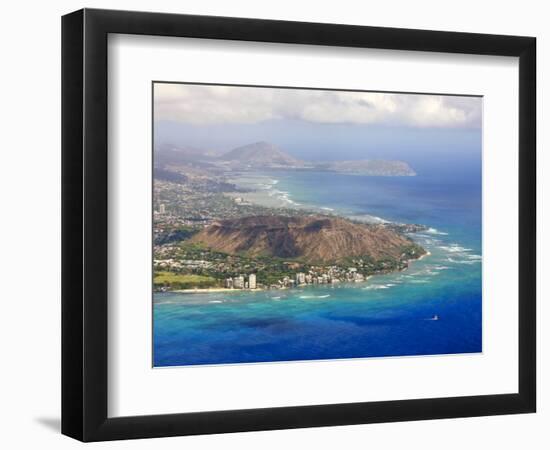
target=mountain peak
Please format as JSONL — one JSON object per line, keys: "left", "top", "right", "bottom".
{"left": 220, "top": 142, "right": 301, "bottom": 166}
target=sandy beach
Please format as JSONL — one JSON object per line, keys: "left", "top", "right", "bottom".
{"left": 173, "top": 287, "right": 265, "bottom": 294}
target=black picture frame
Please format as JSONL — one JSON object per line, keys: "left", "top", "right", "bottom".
{"left": 62, "top": 8, "right": 536, "bottom": 442}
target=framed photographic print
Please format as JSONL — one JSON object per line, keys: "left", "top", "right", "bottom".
{"left": 62, "top": 8, "right": 536, "bottom": 442}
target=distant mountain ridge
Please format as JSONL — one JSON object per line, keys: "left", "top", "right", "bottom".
{"left": 220, "top": 141, "right": 302, "bottom": 167}
{"left": 154, "top": 144, "right": 219, "bottom": 167}
{"left": 190, "top": 215, "right": 424, "bottom": 264}
{"left": 154, "top": 140, "right": 416, "bottom": 176}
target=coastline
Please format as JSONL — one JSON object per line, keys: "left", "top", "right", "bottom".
{"left": 416, "top": 250, "right": 431, "bottom": 262}
{"left": 153, "top": 155, "right": 483, "bottom": 365}
{"left": 161, "top": 173, "right": 433, "bottom": 296}
{"left": 226, "top": 173, "right": 332, "bottom": 213}
{"left": 162, "top": 253, "right": 429, "bottom": 295}
{"left": 225, "top": 176, "right": 388, "bottom": 225}
{"left": 172, "top": 287, "right": 265, "bottom": 294}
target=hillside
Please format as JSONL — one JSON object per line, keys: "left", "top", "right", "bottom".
{"left": 220, "top": 141, "right": 302, "bottom": 167}
{"left": 190, "top": 215, "right": 425, "bottom": 264}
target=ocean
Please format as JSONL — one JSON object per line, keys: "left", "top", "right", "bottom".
{"left": 153, "top": 166, "right": 482, "bottom": 367}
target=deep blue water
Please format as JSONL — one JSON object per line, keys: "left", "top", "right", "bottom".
{"left": 154, "top": 166, "right": 482, "bottom": 367}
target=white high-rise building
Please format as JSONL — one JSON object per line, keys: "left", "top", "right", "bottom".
{"left": 159, "top": 203, "right": 166, "bottom": 214}
{"left": 233, "top": 275, "right": 245, "bottom": 289}
{"left": 296, "top": 272, "right": 306, "bottom": 285}
{"left": 248, "top": 274, "right": 257, "bottom": 289}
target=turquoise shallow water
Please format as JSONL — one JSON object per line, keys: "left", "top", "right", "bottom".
{"left": 154, "top": 168, "right": 482, "bottom": 367}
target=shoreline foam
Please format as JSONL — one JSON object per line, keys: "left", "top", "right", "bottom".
{"left": 172, "top": 287, "right": 265, "bottom": 294}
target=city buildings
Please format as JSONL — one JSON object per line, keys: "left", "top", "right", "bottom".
{"left": 233, "top": 275, "right": 245, "bottom": 289}
{"left": 248, "top": 274, "right": 257, "bottom": 289}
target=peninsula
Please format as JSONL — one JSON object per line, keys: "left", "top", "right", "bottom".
{"left": 157, "top": 140, "right": 416, "bottom": 176}
{"left": 154, "top": 215, "right": 426, "bottom": 291}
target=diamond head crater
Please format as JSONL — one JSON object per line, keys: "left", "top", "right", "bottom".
{"left": 153, "top": 141, "right": 427, "bottom": 292}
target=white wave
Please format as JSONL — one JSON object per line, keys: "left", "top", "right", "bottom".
{"left": 467, "top": 254, "right": 482, "bottom": 260}
{"left": 271, "top": 189, "right": 301, "bottom": 206}
{"left": 286, "top": 199, "right": 301, "bottom": 206}
{"left": 410, "top": 279, "right": 430, "bottom": 284}
{"left": 426, "top": 227, "right": 449, "bottom": 235}
{"left": 299, "top": 294, "right": 331, "bottom": 299}
{"left": 447, "top": 257, "right": 480, "bottom": 265}
{"left": 415, "top": 236, "right": 439, "bottom": 244}
{"left": 348, "top": 214, "right": 390, "bottom": 224}
{"left": 321, "top": 206, "right": 335, "bottom": 211}
{"left": 370, "top": 215, "right": 389, "bottom": 223}
{"left": 364, "top": 284, "right": 390, "bottom": 290}
{"left": 208, "top": 300, "right": 223, "bottom": 304}
{"left": 418, "top": 264, "right": 449, "bottom": 275}
{"left": 438, "top": 244, "right": 473, "bottom": 253}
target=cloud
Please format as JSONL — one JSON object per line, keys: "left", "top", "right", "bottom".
{"left": 154, "top": 83, "right": 481, "bottom": 128}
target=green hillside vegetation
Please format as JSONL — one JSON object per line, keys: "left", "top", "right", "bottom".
{"left": 154, "top": 271, "right": 218, "bottom": 290}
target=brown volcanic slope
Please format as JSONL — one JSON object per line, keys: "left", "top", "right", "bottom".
{"left": 190, "top": 215, "right": 422, "bottom": 263}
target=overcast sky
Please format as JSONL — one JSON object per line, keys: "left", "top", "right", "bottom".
{"left": 154, "top": 83, "right": 482, "bottom": 129}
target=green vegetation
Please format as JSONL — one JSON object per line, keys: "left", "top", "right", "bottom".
{"left": 401, "top": 243, "right": 425, "bottom": 259}
{"left": 154, "top": 225, "right": 200, "bottom": 245}
{"left": 153, "top": 271, "right": 218, "bottom": 290}
{"left": 153, "top": 240, "right": 426, "bottom": 290}
{"left": 154, "top": 179, "right": 314, "bottom": 226}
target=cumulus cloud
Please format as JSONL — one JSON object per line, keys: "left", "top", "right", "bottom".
{"left": 154, "top": 83, "right": 481, "bottom": 128}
